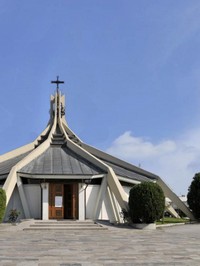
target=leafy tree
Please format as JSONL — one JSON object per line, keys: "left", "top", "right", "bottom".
{"left": 0, "top": 188, "right": 6, "bottom": 223}
{"left": 187, "top": 173, "right": 200, "bottom": 219}
{"left": 129, "top": 182, "right": 165, "bottom": 223}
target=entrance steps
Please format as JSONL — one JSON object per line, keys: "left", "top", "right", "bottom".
{"left": 23, "top": 220, "right": 107, "bottom": 231}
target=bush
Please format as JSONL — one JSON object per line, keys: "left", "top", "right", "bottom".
{"left": 187, "top": 173, "right": 200, "bottom": 219}
{"left": 129, "top": 182, "right": 165, "bottom": 224}
{"left": 120, "top": 208, "right": 131, "bottom": 223}
{"left": 8, "top": 209, "right": 20, "bottom": 223}
{"left": 0, "top": 188, "right": 6, "bottom": 223}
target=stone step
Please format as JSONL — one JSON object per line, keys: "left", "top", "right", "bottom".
{"left": 23, "top": 220, "right": 107, "bottom": 231}
{"left": 30, "top": 224, "right": 100, "bottom": 227}
{"left": 24, "top": 226, "right": 107, "bottom": 231}
{"left": 34, "top": 221, "right": 96, "bottom": 224}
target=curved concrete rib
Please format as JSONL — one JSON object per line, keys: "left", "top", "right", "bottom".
{"left": 157, "top": 178, "right": 195, "bottom": 220}
{"left": 58, "top": 91, "right": 195, "bottom": 221}
{"left": 3, "top": 94, "right": 58, "bottom": 213}
{"left": 57, "top": 93, "right": 128, "bottom": 222}
{"left": 2, "top": 89, "right": 195, "bottom": 222}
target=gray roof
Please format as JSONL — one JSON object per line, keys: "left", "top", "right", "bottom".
{"left": 19, "top": 146, "right": 105, "bottom": 175}
{"left": 0, "top": 141, "right": 157, "bottom": 183}
{"left": 102, "top": 160, "right": 157, "bottom": 182}
{"left": 0, "top": 151, "right": 32, "bottom": 176}
{"left": 0, "top": 146, "right": 158, "bottom": 183}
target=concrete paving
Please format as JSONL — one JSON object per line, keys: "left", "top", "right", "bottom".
{"left": 0, "top": 221, "right": 200, "bottom": 265}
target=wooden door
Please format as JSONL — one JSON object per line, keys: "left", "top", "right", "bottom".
{"left": 64, "top": 184, "right": 78, "bottom": 219}
{"left": 49, "top": 183, "right": 64, "bottom": 219}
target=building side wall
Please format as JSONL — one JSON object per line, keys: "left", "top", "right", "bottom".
{"left": 3, "top": 186, "right": 25, "bottom": 222}
{"left": 85, "top": 185, "right": 131, "bottom": 221}
{"left": 2, "top": 183, "right": 132, "bottom": 222}
{"left": 24, "top": 184, "right": 41, "bottom": 219}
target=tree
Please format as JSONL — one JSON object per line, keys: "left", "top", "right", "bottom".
{"left": 129, "top": 182, "right": 165, "bottom": 223}
{"left": 187, "top": 172, "right": 200, "bottom": 219}
{"left": 0, "top": 188, "right": 6, "bottom": 223}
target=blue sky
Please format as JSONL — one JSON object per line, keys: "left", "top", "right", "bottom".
{"left": 1, "top": 0, "right": 200, "bottom": 195}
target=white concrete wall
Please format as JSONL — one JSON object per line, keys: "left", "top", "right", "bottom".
{"left": 3, "top": 183, "right": 132, "bottom": 222}
{"left": 41, "top": 183, "right": 49, "bottom": 220}
{"left": 123, "top": 186, "right": 132, "bottom": 197}
{"left": 78, "top": 183, "right": 85, "bottom": 220}
{"left": 85, "top": 185, "right": 98, "bottom": 219}
{"left": 24, "top": 184, "right": 41, "bottom": 219}
{"left": 4, "top": 186, "right": 25, "bottom": 221}
{"left": 85, "top": 185, "right": 132, "bottom": 221}
{"left": 4, "top": 184, "right": 42, "bottom": 221}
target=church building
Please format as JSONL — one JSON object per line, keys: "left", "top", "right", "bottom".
{"left": 0, "top": 77, "right": 194, "bottom": 222}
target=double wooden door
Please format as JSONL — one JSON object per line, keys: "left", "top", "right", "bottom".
{"left": 49, "top": 183, "right": 78, "bottom": 219}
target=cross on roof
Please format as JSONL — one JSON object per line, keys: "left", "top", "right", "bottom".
{"left": 51, "top": 76, "right": 64, "bottom": 92}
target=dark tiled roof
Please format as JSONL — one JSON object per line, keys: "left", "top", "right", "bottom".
{"left": 101, "top": 159, "right": 157, "bottom": 182}
{"left": 0, "top": 151, "right": 32, "bottom": 176}
{"left": 19, "top": 146, "right": 105, "bottom": 175}
{"left": 0, "top": 143, "right": 157, "bottom": 183}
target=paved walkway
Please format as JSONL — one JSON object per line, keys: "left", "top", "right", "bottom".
{"left": 0, "top": 221, "right": 200, "bottom": 265}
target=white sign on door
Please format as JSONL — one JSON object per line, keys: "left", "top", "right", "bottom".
{"left": 55, "top": 196, "right": 62, "bottom": 207}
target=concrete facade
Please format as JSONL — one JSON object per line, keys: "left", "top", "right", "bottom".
{"left": 4, "top": 182, "right": 131, "bottom": 223}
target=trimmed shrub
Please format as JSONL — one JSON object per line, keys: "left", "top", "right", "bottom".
{"left": 187, "top": 173, "right": 200, "bottom": 219}
{"left": 129, "top": 182, "right": 165, "bottom": 223}
{"left": 8, "top": 209, "right": 20, "bottom": 223}
{"left": 0, "top": 188, "right": 6, "bottom": 223}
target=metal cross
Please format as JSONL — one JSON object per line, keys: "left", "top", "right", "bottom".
{"left": 51, "top": 76, "right": 64, "bottom": 92}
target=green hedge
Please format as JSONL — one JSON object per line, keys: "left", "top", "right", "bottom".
{"left": 0, "top": 188, "right": 6, "bottom": 223}
{"left": 129, "top": 182, "right": 165, "bottom": 224}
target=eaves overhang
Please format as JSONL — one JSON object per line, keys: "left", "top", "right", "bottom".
{"left": 0, "top": 151, "right": 32, "bottom": 176}
{"left": 101, "top": 160, "right": 158, "bottom": 182}
{"left": 17, "top": 172, "right": 105, "bottom": 180}
{"left": 82, "top": 143, "right": 159, "bottom": 181}
{"left": 117, "top": 175, "right": 156, "bottom": 185}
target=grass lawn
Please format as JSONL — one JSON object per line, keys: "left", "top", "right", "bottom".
{"left": 156, "top": 217, "right": 189, "bottom": 225}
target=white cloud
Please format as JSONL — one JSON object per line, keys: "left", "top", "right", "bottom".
{"left": 106, "top": 129, "right": 200, "bottom": 195}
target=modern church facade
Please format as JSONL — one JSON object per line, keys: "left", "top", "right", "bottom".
{"left": 0, "top": 78, "right": 194, "bottom": 222}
